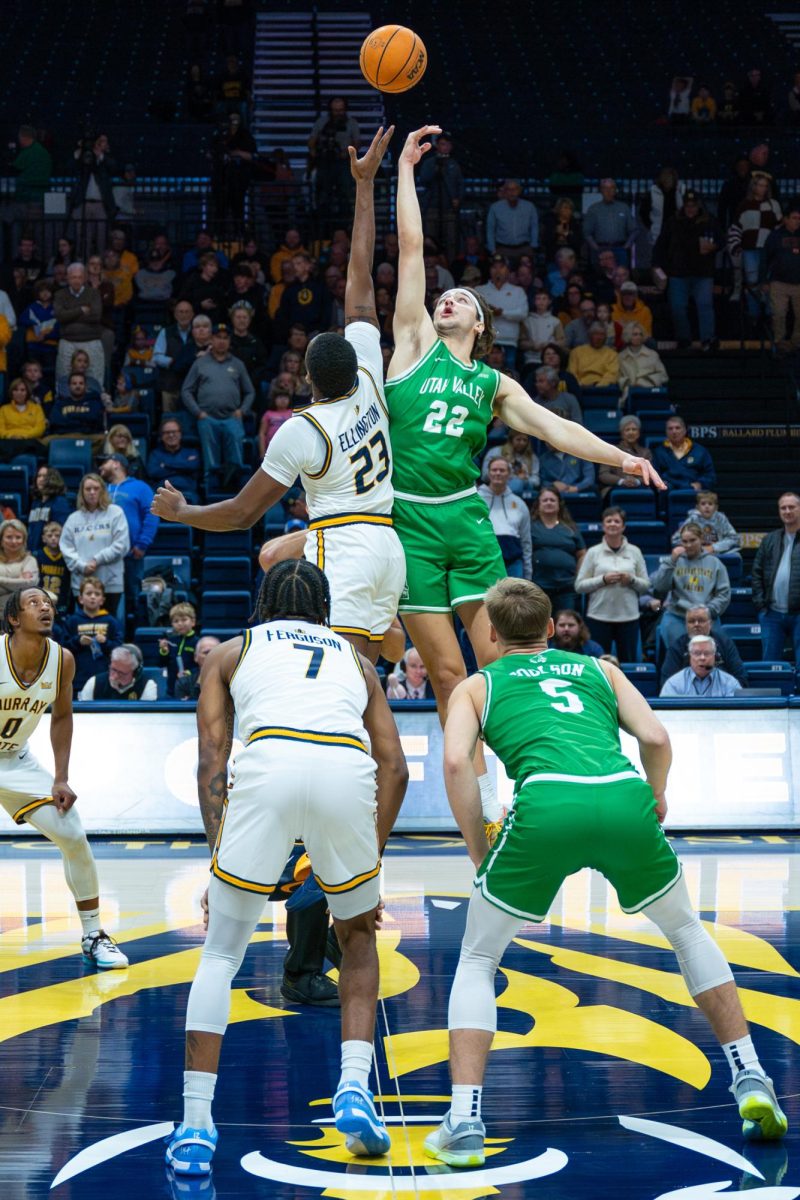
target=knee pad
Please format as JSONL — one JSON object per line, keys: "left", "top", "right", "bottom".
{"left": 642, "top": 875, "right": 733, "bottom": 997}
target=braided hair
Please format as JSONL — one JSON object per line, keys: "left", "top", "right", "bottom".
{"left": 256, "top": 560, "right": 331, "bottom": 626}
{"left": 4, "top": 586, "right": 51, "bottom": 634}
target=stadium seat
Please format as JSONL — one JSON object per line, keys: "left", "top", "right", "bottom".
{"left": 202, "top": 590, "right": 253, "bottom": 625}
{"left": 0, "top": 465, "right": 30, "bottom": 501}
{"left": 621, "top": 662, "right": 658, "bottom": 698}
{"left": 142, "top": 667, "right": 167, "bottom": 699}
{"left": 133, "top": 628, "right": 167, "bottom": 666}
{"left": 626, "top": 387, "right": 669, "bottom": 415}
{"left": 745, "top": 662, "right": 795, "bottom": 696}
{"left": 0, "top": 493, "right": 24, "bottom": 518}
{"left": 666, "top": 489, "right": 698, "bottom": 532}
{"left": 199, "top": 627, "right": 242, "bottom": 643}
{"left": 151, "top": 525, "right": 194, "bottom": 556}
{"left": 141, "top": 554, "right": 192, "bottom": 592}
{"left": 201, "top": 556, "right": 252, "bottom": 590}
{"left": 719, "top": 553, "right": 743, "bottom": 585}
{"left": 565, "top": 492, "right": 601, "bottom": 522}
{"left": 625, "top": 521, "right": 669, "bottom": 554}
{"left": 726, "top": 588, "right": 756, "bottom": 622}
{"left": 204, "top": 529, "right": 253, "bottom": 556}
{"left": 48, "top": 439, "right": 93, "bottom": 487}
{"left": 721, "top": 623, "right": 763, "bottom": 662}
{"left": 263, "top": 502, "right": 288, "bottom": 536}
{"left": 123, "top": 413, "right": 152, "bottom": 443}
{"left": 640, "top": 410, "right": 673, "bottom": 439}
{"left": 578, "top": 521, "right": 604, "bottom": 548}
{"left": 608, "top": 488, "right": 657, "bottom": 519}
{"left": 584, "top": 410, "right": 621, "bottom": 436}
{"left": 581, "top": 391, "right": 620, "bottom": 411}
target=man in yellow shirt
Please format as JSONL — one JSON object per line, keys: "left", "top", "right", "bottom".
{"left": 567, "top": 322, "right": 620, "bottom": 387}
{"left": 102, "top": 249, "right": 135, "bottom": 308}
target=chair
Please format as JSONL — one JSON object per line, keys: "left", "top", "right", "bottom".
{"left": 203, "top": 529, "right": 253, "bottom": 556}
{"left": 719, "top": 553, "right": 743, "bottom": 585}
{"left": 584, "top": 409, "right": 622, "bottom": 436}
{"left": 201, "top": 590, "right": 253, "bottom": 625}
{"left": 0, "top": 492, "right": 24, "bottom": 518}
{"left": 201, "top": 556, "right": 253, "bottom": 590}
{"left": 721, "top": 623, "right": 763, "bottom": 662}
{"left": 608, "top": 488, "right": 657, "bottom": 519}
{"left": 625, "top": 520, "right": 669, "bottom": 554}
{"left": 578, "top": 521, "right": 604, "bottom": 548}
{"left": 745, "top": 662, "right": 795, "bottom": 696}
{"left": 142, "top": 666, "right": 167, "bottom": 699}
{"left": 726, "top": 587, "right": 756, "bottom": 623}
{"left": 0, "top": 465, "right": 30, "bottom": 500}
{"left": 666, "top": 489, "right": 698, "bottom": 532}
{"left": 581, "top": 390, "right": 620, "bottom": 411}
{"left": 199, "top": 626, "right": 242, "bottom": 642}
{"left": 133, "top": 628, "right": 167, "bottom": 666}
{"left": 127, "top": 364, "right": 158, "bottom": 394}
{"left": 564, "top": 492, "right": 601, "bottom": 522}
{"left": 639, "top": 410, "right": 673, "bottom": 440}
{"left": 263, "top": 502, "right": 288, "bottom": 536}
{"left": 48, "top": 439, "right": 93, "bottom": 487}
{"left": 123, "top": 413, "right": 152, "bottom": 443}
{"left": 626, "top": 387, "right": 669, "bottom": 415}
{"left": 643, "top": 553, "right": 661, "bottom": 578}
{"left": 142, "top": 554, "right": 192, "bottom": 592}
{"left": 151, "top": 524, "right": 194, "bottom": 556}
{"left": 621, "top": 662, "right": 658, "bottom": 698}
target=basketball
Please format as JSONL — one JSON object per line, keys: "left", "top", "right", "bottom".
{"left": 359, "top": 25, "right": 427, "bottom": 94}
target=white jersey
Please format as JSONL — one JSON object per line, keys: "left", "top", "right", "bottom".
{"left": 0, "top": 634, "right": 62, "bottom": 755}
{"left": 229, "top": 619, "right": 370, "bottom": 753}
{"left": 262, "top": 322, "right": 394, "bottom": 531}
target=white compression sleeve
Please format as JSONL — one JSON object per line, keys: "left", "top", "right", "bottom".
{"left": 27, "top": 803, "right": 99, "bottom": 903}
{"left": 186, "top": 875, "right": 267, "bottom": 1035}
{"left": 448, "top": 888, "right": 523, "bottom": 1032}
{"left": 642, "top": 874, "right": 733, "bottom": 997}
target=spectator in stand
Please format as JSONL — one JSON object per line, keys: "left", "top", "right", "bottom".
{"left": 181, "top": 230, "right": 229, "bottom": 276}
{"left": 660, "top": 605, "right": 747, "bottom": 689}
{"left": 98, "top": 452, "right": 159, "bottom": 628}
{"left": 539, "top": 441, "right": 596, "bottom": 494}
{"left": 691, "top": 85, "right": 717, "bottom": 124}
{"left": 46, "top": 236, "right": 75, "bottom": 277}
{"left": 180, "top": 252, "right": 227, "bottom": 324}
{"left": 653, "top": 415, "right": 716, "bottom": 492}
{"left": 652, "top": 521, "right": 731, "bottom": 651}
{"left": 308, "top": 97, "right": 360, "bottom": 230}
{"left": 477, "top": 458, "right": 533, "bottom": 579}
{"left": 520, "top": 292, "right": 565, "bottom": 370}
{"left": 46, "top": 372, "right": 108, "bottom": 450}
{"left": 529, "top": 487, "right": 586, "bottom": 610}
{"left": 788, "top": 72, "right": 800, "bottom": 125}
{"left": 55, "top": 347, "right": 101, "bottom": 399}
{"left": 170, "top": 313, "right": 213, "bottom": 400}
{"left": 556, "top": 283, "right": 584, "bottom": 328}
{"left": 85, "top": 253, "right": 116, "bottom": 372}
{"left": 653, "top": 190, "right": 720, "bottom": 348}
{"left": 152, "top": 300, "right": 195, "bottom": 411}
{"left": 79, "top": 643, "right": 157, "bottom": 701}
{"left": 575, "top": 506, "right": 649, "bottom": 660}
{"left": 62, "top": 576, "right": 123, "bottom": 693}
{"left": 107, "top": 371, "right": 140, "bottom": 417}
{"left": 210, "top": 112, "right": 256, "bottom": 221}
{"left": 563, "top": 297, "right": 597, "bottom": 350}
{"left": 482, "top": 430, "right": 540, "bottom": 499}
{"left": 670, "top": 490, "right": 740, "bottom": 563}
{"left": 451, "top": 235, "right": 490, "bottom": 285}
{"left": 231, "top": 234, "right": 267, "bottom": 284}
{"left": 20, "top": 360, "right": 52, "bottom": 412}
{"left": 541, "top": 341, "right": 582, "bottom": 401}
{"left": 546, "top": 248, "right": 578, "bottom": 299}
{"left": 10, "top": 234, "right": 43, "bottom": 283}
{"left": 19, "top": 279, "right": 59, "bottom": 366}
{"left": 567, "top": 322, "right": 619, "bottom": 387}
{"left": 269, "top": 227, "right": 305, "bottom": 284}
{"left": 612, "top": 282, "right": 653, "bottom": 337}
{"left": 275, "top": 253, "right": 330, "bottom": 338}
{"left": 175, "top": 635, "right": 221, "bottom": 700}
{"left": 386, "top": 647, "right": 434, "bottom": 701}
{"left": 549, "top": 609, "right": 603, "bottom": 656}
{"left": 181, "top": 321, "right": 254, "bottom": 486}
{"left": 0, "top": 377, "right": 46, "bottom": 460}
{"left": 667, "top": 77, "right": 692, "bottom": 123}
{"left": 717, "top": 156, "right": 752, "bottom": 234}
{"left": 0, "top": 305, "right": 13, "bottom": 396}
{"left": 28, "top": 467, "right": 71, "bottom": 553}
{"left": 531, "top": 365, "right": 582, "bottom": 424}
{"left": 486, "top": 179, "right": 539, "bottom": 261}
{"left": 217, "top": 53, "right": 250, "bottom": 118}
{"left": 598, "top": 414, "right": 653, "bottom": 496}
{"left": 101, "top": 424, "right": 145, "bottom": 478}
{"left": 229, "top": 301, "right": 269, "bottom": 388}
{"left": 36, "top": 520, "right": 70, "bottom": 614}
{"left": 541, "top": 198, "right": 582, "bottom": 265}
{"left": 257, "top": 389, "right": 293, "bottom": 458}
{"left": 738, "top": 68, "right": 774, "bottom": 126}
{"left": 0, "top": 519, "right": 38, "bottom": 613}
{"left": 225, "top": 266, "right": 267, "bottom": 335}
{"left": 640, "top": 167, "right": 686, "bottom": 248}
{"left": 660, "top": 636, "right": 739, "bottom": 697}
{"left": 158, "top": 601, "right": 199, "bottom": 697}
{"left": 53, "top": 263, "right": 105, "bottom": 385}
{"left": 618, "top": 323, "right": 669, "bottom": 395}
{"left": 135, "top": 249, "right": 176, "bottom": 306}
{"left": 728, "top": 176, "right": 782, "bottom": 321}
{"left": 583, "top": 179, "right": 636, "bottom": 266}
{"left": 717, "top": 81, "right": 739, "bottom": 127}
{"left": 594, "top": 302, "right": 620, "bottom": 349}
{"left": 751, "top": 491, "right": 800, "bottom": 664}
{"left": 10, "top": 125, "right": 52, "bottom": 212}
{"left": 60, "top": 473, "right": 129, "bottom": 613}
{"left": 759, "top": 201, "right": 800, "bottom": 353}
{"left": 123, "top": 326, "right": 154, "bottom": 369}
{"left": 589, "top": 247, "right": 622, "bottom": 305}
{"left": 278, "top": 349, "right": 311, "bottom": 402}
{"left": 147, "top": 419, "right": 201, "bottom": 503}
{"left": 70, "top": 133, "right": 117, "bottom": 252}
{"left": 476, "top": 255, "right": 529, "bottom": 365}
{"left": 418, "top": 131, "right": 464, "bottom": 262}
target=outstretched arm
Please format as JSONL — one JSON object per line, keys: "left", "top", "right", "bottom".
{"left": 346, "top": 126, "right": 394, "bottom": 328}
{"left": 495, "top": 376, "right": 666, "bottom": 489}
{"left": 152, "top": 469, "right": 287, "bottom": 530}
{"left": 389, "top": 126, "right": 439, "bottom": 376}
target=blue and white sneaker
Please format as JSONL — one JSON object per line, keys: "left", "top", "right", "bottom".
{"left": 81, "top": 930, "right": 129, "bottom": 970}
{"left": 333, "top": 1081, "right": 391, "bottom": 1156}
{"left": 165, "top": 1165, "right": 217, "bottom": 1195}
{"left": 165, "top": 1123, "right": 218, "bottom": 1175}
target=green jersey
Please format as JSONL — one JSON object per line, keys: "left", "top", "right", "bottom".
{"left": 481, "top": 649, "right": 637, "bottom": 787}
{"left": 385, "top": 340, "right": 502, "bottom": 499}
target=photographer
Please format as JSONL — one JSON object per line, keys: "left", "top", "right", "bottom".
{"left": 307, "top": 97, "right": 360, "bottom": 232}
{"left": 70, "top": 132, "right": 118, "bottom": 255}
{"left": 418, "top": 131, "right": 464, "bottom": 261}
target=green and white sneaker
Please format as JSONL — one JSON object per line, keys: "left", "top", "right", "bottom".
{"left": 424, "top": 1113, "right": 485, "bottom": 1168}
{"left": 732, "top": 1069, "right": 788, "bottom": 1141}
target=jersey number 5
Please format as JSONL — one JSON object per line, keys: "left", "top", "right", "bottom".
{"left": 350, "top": 431, "right": 390, "bottom": 495}
{"left": 423, "top": 400, "right": 469, "bottom": 438}
{"left": 539, "top": 678, "right": 585, "bottom": 715}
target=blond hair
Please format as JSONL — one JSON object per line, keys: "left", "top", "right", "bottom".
{"left": 696, "top": 490, "right": 718, "bottom": 506}
{"left": 170, "top": 601, "right": 197, "bottom": 623}
{"left": 485, "top": 577, "right": 552, "bottom": 644}
{"left": 0, "top": 519, "right": 29, "bottom": 562}
{"left": 77, "top": 473, "right": 111, "bottom": 511}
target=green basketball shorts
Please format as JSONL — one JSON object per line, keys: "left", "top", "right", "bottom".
{"left": 393, "top": 492, "right": 507, "bottom": 613}
{"left": 475, "top": 773, "right": 681, "bottom": 921}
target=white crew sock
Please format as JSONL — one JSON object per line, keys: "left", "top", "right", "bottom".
{"left": 79, "top": 907, "right": 101, "bottom": 937}
{"left": 339, "top": 1039, "right": 373, "bottom": 1090}
{"left": 477, "top": 773, "right": 503, "bottom": 823}
{"left": 722, "top": 1035, "right": 765, "bottom": 1083}
{"left": 183, "top": 1069, "right": 217, "bottom": 1129}
{"left": 451, "top": 1084, "right": 482, "bottom": 1121}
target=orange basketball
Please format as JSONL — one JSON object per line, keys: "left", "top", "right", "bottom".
{"left": 359, "top": 25, "right": 427, "bottom": 94}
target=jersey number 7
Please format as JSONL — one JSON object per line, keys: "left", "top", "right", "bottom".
{"left": 293, "top": 644, "right": 325, "bottom": 679}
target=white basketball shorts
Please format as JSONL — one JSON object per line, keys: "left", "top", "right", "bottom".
{"left": 211, "top": 738, "right": 380, "bottom": 920}
{"left": 305, "top": 520, "right": 406, "bottom": 643}
{"left": 0, "top": 745, "right": 55, "bottom": 824}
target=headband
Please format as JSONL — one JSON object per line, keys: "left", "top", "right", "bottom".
{"left": 438, "top": 288, "right": 484, "bottom": 322}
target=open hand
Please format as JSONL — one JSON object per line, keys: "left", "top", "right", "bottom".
{"left": 152, "top": 480, "right": 188, "bottom": 523}
{"left": 620, "top": 455, "right": 666, "bottom": 490}
{"left": 349, "top": 125, "right": 395, "bottom": 182}
{"left": 399, "top": 125, "right": 441, "bottom": 167}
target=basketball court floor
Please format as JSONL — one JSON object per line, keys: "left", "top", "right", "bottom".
{"left": 1, "top": 834, "right": 798, "bottom": 1199}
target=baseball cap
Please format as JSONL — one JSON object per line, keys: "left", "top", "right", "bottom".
{"left": 460, "top": 265, "right": 482, "bottom": 283}
{"left": 101, "top": 452, "right": 129, "bottom": 468}
{"left": 212, "top": 322, "right": 231, "bottom": 335}
{"left": 490, "top": 253, "right": 508, "bottom": 265}
{"left": 620, "top": 281, "right": 638, "bottom": 293}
